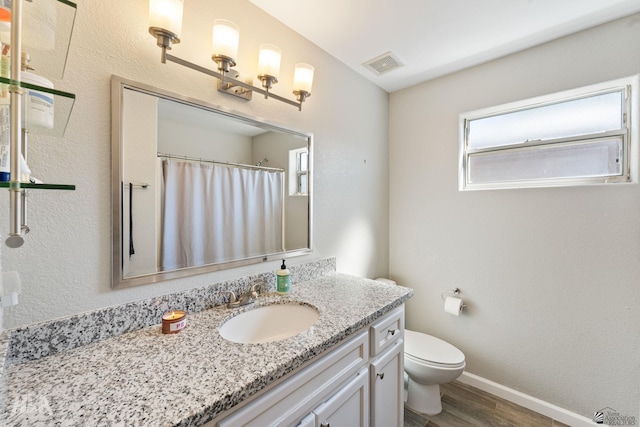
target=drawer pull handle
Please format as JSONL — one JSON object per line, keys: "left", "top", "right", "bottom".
{"left": 321, "top": 423, "right": 330, "bottom": 427}
{"left": 387, "top": 328, "right": 399, "bottom": 336}
{"left": 377, "top": 372, "right": 385, "bottom": 380}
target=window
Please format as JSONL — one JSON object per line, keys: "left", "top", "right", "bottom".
{"left": 459, "top": 76, "right": 638, "bottom": 190}
{"left": 289, "top": 147, "right": 309, "bottom": 196}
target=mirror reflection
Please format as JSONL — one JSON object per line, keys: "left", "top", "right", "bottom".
{"left": 112, "top": 77, "right": 312, "bottom": 288}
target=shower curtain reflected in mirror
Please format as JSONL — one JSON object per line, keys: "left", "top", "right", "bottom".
{"left": 160, "top": 159, "right": 284, "bottom": 271}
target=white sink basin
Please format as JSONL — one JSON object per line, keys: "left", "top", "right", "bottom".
{"left": 219, "top": 303, "right": 320, "bottom": 344}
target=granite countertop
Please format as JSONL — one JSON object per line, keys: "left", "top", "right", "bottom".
{"left": 2, "top": 273, "right": 412, "bottom": 426}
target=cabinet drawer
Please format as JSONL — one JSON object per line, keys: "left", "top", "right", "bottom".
{"left": 370, "top": 305, "right": 404, "bottom": 357}
{"left": 217, "top": 330, "right": 369, "bottom": 427}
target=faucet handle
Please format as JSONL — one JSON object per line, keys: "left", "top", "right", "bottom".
{"left": 227, "top": 291, "right": 237, "bottom": 304}
{"left": 226, "top": 291, "right": 242, "bottom": 308}
{"left": 251, "top": 284, "right": 264, "bottom": 295}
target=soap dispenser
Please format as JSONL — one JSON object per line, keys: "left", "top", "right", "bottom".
{"left": 277, "top": 259, "right": 291, "bottom": 295}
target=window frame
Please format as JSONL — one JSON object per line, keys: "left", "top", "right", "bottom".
{"left": 289, "top": 147, "right": 309, "bottom": 196}
{"left": 458, "top": 75, "right": 639, "bottom": 191}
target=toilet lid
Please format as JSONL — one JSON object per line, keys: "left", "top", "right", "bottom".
{"left": 404, "top": 330, "right": 465, "bottom": 366}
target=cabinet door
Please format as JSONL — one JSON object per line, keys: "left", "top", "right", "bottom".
{"left": 370, "top": 339, "right": 404, "bottom": 427}
{"left": 314, "top": 368, "right": 369, "bottom": 427}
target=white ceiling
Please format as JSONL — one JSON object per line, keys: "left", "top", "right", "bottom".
{"left": 249, "top": 0, "right": 640, "bottom": 93}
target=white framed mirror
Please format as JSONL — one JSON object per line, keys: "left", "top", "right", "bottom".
{"left": 111, "top": 76, "right": 313, "bottom": 288}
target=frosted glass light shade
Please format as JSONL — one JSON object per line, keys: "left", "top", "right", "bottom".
{"left": 293, "top": 63, "right": 314, "bottom": 94}
{"left": 149, "top": 0, "right": 184, "bottom": 36}
{"left": 212, "top": 19, "right": 239, "bottom": 60}
{"left": 257, "top": 44, "right": 281, "bottom": 78}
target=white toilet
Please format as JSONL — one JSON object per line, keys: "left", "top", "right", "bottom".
{"left": 374, "top": 278, "right": 466, "bottom": 415}
{"left": 404, "top": 329, "right": 466, "bottom": 415}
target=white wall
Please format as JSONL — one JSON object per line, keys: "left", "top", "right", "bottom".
{"left": 390, "top": 14, "right": 640, "bottom": 419}
{"left": 0, "top": 0, "right": 389, "bottom": 327}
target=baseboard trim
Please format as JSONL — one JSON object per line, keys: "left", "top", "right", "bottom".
{"left": 458, "top": 372, "right": 598, "bottom": 427}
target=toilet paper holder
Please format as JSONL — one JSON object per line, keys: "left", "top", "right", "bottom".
{"left": 441, "top": 288, "right": 467, "bottom": 309}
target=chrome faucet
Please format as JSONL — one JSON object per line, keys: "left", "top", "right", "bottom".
{"left": 227, "top": 284, "right": 264, "bottom": 308}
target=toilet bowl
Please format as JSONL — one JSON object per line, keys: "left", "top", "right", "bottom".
{"left": 373, "top": 278, "right": 466, "bottom": 415}
{"left": 404, "top": 329, "right": 465, "bottom": 415}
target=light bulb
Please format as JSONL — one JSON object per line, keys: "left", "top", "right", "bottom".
{"left": 293, "top": 63, "right": 314, "bottom": 94}
{"left": 257, "top": 44, "right": 281, "bottom": 79}
{"left": 149, "top": 0, "right": 184, "bottom": 37}
{"left": 212, "top": 19, "right": 239, "bottom": 62}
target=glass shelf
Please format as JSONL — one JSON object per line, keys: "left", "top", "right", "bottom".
{"left": 22, "top": 0, "right": 77, "bottom": 80}
{"left": 0, "top": 181, "right": 75, "bottom": 190}
{"left": 0, "top": 76, "right": 75, "bottom": 137}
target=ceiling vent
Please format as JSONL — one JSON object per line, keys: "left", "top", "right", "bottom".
{"left": 362, "top": 51, "right": 404, "bottom": 76}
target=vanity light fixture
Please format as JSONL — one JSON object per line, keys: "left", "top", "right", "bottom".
{"left": 147, "top": 1, "right": 314, "bottom": 111}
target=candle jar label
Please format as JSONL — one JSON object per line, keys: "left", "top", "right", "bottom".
{"left": 170, "top": 319, "right": 187, "bottom": 332}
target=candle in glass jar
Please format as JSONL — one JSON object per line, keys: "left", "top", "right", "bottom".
{"left": 162, "top": 310, "right": 187, "bottom": 334}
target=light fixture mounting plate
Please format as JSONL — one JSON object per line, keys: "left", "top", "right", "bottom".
{"left": 217, "top": 70, "right": 253, "bottom": 100}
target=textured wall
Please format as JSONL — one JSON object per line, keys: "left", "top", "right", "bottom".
{"left": 389, "top": 14, "right": 640, "bottom": 419}
{"left": 0, "top": 0, "right": 389, "bottom": 327}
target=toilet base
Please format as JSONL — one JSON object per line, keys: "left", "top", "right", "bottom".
{"left": 405, "top": 379, "right": 442, "bottom": 415}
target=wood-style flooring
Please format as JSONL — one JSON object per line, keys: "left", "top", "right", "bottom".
{"left": 403, "top": 381, "right": 571, "bottom": 427}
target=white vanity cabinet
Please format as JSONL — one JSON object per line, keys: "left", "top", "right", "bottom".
{"left": 213, "top": 304, "right": 405, "bottom": 427}
{"left": 369, "top": 306, "right": 405, "bottom": 427}
{"left": 216, "top": 331, "right": 369, "bottom": 427}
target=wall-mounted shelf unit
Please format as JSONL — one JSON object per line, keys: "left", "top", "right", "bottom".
{"left": 5, "top": 0, "right": 77, "bottom": 248}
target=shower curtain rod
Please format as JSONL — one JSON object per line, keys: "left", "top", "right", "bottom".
{"left": 158, "top": 152, "right": 285, "bottom": 172}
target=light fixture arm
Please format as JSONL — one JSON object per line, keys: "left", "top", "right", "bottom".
{"left": 165, "top": 53, "right": 304, "bottom": 110}
{"left": 149, "top": 27, "right": 180, "bottom": 64}
{"left": 258, "top": 74, "right": 278, "bottom": 99}
{"left": 294, "top": 89, "right": 310, "bottom": 105}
